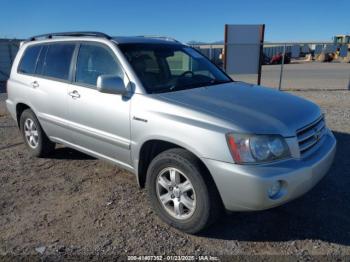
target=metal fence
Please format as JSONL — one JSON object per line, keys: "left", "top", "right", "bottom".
{"left": 192, "top": 42, "right": 350, "bottom": 91}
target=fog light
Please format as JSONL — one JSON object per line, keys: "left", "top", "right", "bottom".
{"left": 268, "top": 181, "right": 282, "bottom": 199}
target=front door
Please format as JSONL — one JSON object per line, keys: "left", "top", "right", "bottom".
{"left": 67, "top": 42, "right": 132, "bottom": 168}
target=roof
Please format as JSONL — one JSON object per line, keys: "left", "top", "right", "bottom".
{"left": 26, "top": 32, "right": 182, "bottom": 45}
{"left": 112, "top": 36, "right": 182, "bottom": 45}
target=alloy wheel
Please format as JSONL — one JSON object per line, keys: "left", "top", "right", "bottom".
{"left": 156, "top": 167, "right": 196, "bottom": 220}
{"left": 24, "top": 118, "right": 39, "bottom": 149}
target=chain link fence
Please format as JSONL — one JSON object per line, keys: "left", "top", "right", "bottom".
{"left": 192, "top": 42, "right": 350, "bottom": 91}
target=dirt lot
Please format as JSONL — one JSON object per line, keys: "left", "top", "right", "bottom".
{"left": 0, "top": 90, "right": 350, "bottom": 261}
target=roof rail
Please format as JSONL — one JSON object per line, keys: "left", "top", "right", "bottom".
{"left": 28, "top": 31, "right": 112, "bottom": 41}
{"left": 136, "top": 35, "right": 181, "bottom": 43}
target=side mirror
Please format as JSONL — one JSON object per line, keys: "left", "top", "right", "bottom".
{"left": 97, "top": 74, "right": 127, "bottom": 95}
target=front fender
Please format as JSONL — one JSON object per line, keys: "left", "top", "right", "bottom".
{"left": 130, "top": 94, "right": 234, "bottom": 174}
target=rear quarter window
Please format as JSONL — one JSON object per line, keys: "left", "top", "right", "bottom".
{"left": 18, "top": 45, "right": 42, "bottom": 74}
{"left": 42, "top": 43, "right": 75, "bottom": 81}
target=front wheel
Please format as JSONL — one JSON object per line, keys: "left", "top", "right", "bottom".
{"left": 146, "top": 148, "right": 222, "bottom": 234}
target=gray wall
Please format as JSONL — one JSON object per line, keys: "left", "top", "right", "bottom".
{"left": 0, "top": 39, "right": 21, "bottom": 92}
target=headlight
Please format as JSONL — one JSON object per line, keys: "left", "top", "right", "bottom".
{"left": 226, "top": 133, "right": 291, "bottom": 164}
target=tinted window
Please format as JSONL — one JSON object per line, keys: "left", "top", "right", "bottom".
{"left": 18, "top": 45, "right": 42, "bottom": 74}
{"left": 119, "top": 44, "right": 231, "bottom": 94}
{"left": 42, "top": 43, "right": 75, "bottom": 80}
{"left": 75, "top": 44, "right": 123, "bottom": 86}
{"left": 166, "top": 50, "right": 215, "bottom": 78}
{"left": 35, "top": 45, "right": 48, "bottom": 75}
{"left": 130, "top": 51, "right": 160, "bottom": 74}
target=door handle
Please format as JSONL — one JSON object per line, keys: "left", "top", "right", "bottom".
{"left": 31, "top": 81, "right": 39, "bottom": 88}
{"left": 68, "top": 90, "right": 81, "bottom": 99}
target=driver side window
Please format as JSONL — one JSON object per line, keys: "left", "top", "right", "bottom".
{"left": 75, "top": 43, "right": 123, "bottom": 87}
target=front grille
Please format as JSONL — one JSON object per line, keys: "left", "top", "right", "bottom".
{"left": 297, "top": 116, "right": 326, "bottom": 156}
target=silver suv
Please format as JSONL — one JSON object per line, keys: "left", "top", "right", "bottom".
{"left": 6, "top": 32, "right": 336, "bottom": 233}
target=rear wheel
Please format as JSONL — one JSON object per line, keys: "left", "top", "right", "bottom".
{"left": 19, "top": 109, "right": 55, "bottom": 157}
{"left": 146, "top": 148, "right": 222, "bottom": 234}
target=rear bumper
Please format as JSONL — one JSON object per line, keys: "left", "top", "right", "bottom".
{"left": 203, "top": 130, "right": 336, "bottom": 211}
{"left": 6, "top": 99, "right": 16, "bottom": 120}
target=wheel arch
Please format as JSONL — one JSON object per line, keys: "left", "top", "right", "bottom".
{"left": 15, "top": 102, "right": 31, "bottom": 127}
{"left": 136, "top": 139, "right": 218, "bottom": 193}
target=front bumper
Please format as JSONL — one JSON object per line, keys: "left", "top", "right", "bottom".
{"left": 203, "top": 130, "right": 336, "bottom": 211}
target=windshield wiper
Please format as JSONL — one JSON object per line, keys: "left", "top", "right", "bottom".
{"left": 192, "top": 79, "right": 231, "bottom": 88}
{"left": 150, "top": 79, "right": 231, "bottom": 94}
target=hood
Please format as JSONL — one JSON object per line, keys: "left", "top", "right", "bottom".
{"left": 156, "top": 82, "right": 321, "bottom": 137}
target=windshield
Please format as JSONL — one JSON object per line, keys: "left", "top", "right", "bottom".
{"left": 118, "top": 43, "right": 232, "bottom": 94}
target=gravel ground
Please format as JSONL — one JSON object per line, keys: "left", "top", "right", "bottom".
{"left": 0, "top": 90, "right": 350, "bottom": 261}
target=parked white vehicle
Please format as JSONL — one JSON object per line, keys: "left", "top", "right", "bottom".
{"left": 6, "top": 32, "right": 336, "bottom": 233}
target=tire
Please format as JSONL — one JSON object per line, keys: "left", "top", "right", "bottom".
{"left": 146, "top": 148, "right": 222, "bottom": 234}
{"left": 19, "top": 109, "right": 55, "bottom": 157}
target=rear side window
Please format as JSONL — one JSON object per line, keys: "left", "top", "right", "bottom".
{"left": 35, "top": 45, "right": 48, "bottom": 75}
{"left": 18, "top": 45, "right": 42, "bottom": 74}
{"left": 42, "top": 43, "right": 75, "bottom": 80}
{"left": 75, "top": 44, "right": 123, "bottom": 87}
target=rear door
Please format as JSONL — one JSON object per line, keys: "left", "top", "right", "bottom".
{"left": 67, "top": 42, "right": 132, "bottom": 167}
{"left": 16, "top": 42, "right": 76, "bottom": 143}
{"left": 28, "top": 42, "right": 76, "bottom": 142}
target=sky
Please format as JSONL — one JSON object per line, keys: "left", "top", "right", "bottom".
{"left": 1, "top": 0, "right": 349, "bottom": 43}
